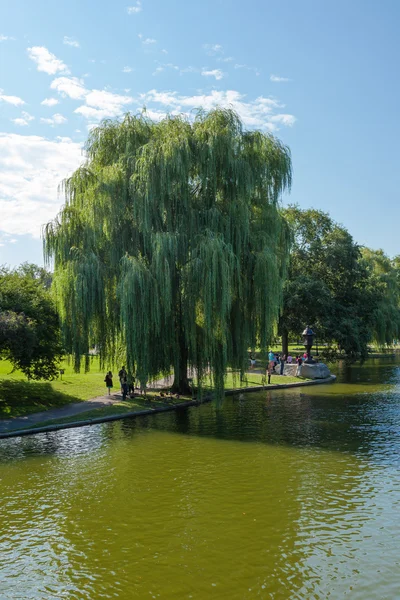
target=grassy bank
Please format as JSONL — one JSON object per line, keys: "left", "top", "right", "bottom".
{"left": 0, "top": 358, "right": 310, "bottom": 421}
{"left": 0, "top": 358, "right": 110, "bottom": 418}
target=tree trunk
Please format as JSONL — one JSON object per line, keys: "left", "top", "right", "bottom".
{"left": 281, "top": 329, "right": 289, "bottom": 356}
{"left": 171, "top": 336, "right": 191, "bottom": 395}
{"left": 171, "top": 292, "right": 191, "bottom": 395}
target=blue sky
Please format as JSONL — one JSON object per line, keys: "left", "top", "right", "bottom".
{"left": 1, "top": 0, "right": 399, "bottom": 266}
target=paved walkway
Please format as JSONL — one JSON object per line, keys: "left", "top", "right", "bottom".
{"left": 0, "top": 371, "right": 336, "bottom": 436}
{"left": 0, "top": 393, "right": 123, "bottom": 433}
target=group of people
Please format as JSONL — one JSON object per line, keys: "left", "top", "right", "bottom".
{"left": 265, "top": 351, "right": 308, "bottom": 383}
{"left": 104, "top": 366, "right": 136, "bottom": 400}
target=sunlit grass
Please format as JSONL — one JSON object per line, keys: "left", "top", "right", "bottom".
{"left": 0, "top": 358, "right": 311, "bottom": 421}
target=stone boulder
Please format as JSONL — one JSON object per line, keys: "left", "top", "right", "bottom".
{"left": 283, "top": 362, "right": 331, "bottom": 379}
{"left": 299, "top": 363, "right": 331, "bottom": 379}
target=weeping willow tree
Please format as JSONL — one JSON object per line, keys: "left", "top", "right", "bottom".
{"left": 361, "top": 248, "right": 400, "bottom": 347}
{"left": 44, "top": 109, "right": 292, "bottom": 395}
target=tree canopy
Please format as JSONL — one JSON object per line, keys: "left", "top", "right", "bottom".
{"left": 0, "top": 264, "right": 62, "bottom": 379}
{"left": 280, "top": 207, "right": 400, "bottom": 360}
{"left": 45, "top": 109, "right": 292, "bottom": 393}
{"left": 360, "top": 248, "right": 400, "bottom": 346}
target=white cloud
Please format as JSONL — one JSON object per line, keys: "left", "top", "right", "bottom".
{"left": 203, "top": 43, "right": 223, "bottom": 55}
{"left": 12, "top": 112, "right": 35, "bottom": 127}
{"left": 50, "top": 76, "right": 87, "bottom": 99}
{"left": 140, "top": 89, "right": 293, "bottom": 131}
{"left": 0, "top": 90, "right": 25, "bottom": 106}
{"left": 122, "top": 66, "right": 133, "bottom": 73}
{"left": 27, "top": 46, "right": 69, "bottom": 75}
{"left": 75, "top": 89, "right": 133, "bottom": 121}
{"left": 270, "top": 114, "right": 296, "bottom": 126}
{"left": 201, "top": 69, "right": 224, "bottom": 81}
{"left": 180, "top": 66, "right": 197, "bottom": 75}
{"left": 41, "top": 97, "right": 59, "bottom": 107}
{"left": 40, "top": 113, "right": 68, "bottom": 126}
{"left": 127, "top": 1, "right": 142, "bottom": 13}
{"left": 139, "top": 35, "right": 156, "bottom": 45}
{"left": 50, "top": 71, "right": 133, "bottom": 121}
{"left": 153, "top": 62, "right": 179, "bottom": 75}
{"left": 0, "top": 133, "right": 83, "bottom": 238}
{"left": 0, "top": 35, "right": 12, "bottom": 42}
{"left": 270, "top": 74, "right": 291, "bottom": 82}
{"left": 85, "top": 89, "right": 133, "bottom": 110}
{"left": 234, "top": 63, "right": 260, "bottom": 76}
{"left": 63, "top": 36, "right": 80, "bottom": 48}
{"left": 161, "top": 49, "right": 168, "bottom": 54}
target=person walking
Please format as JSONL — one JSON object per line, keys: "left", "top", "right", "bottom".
{"left": 280, "top": 354, "right": 286, "bottom": 375}
{"left": 118, "top": 365, "right": 127, "bottom": 393}
{"left": 104, "top": 371, "right": 113, "bottom": 396}
{"left": 127, "top": 373, "right": 135, "bottom": 396}
{"left": 266, "top": 361, "right": 273, "bottom": 384}
{"left": 122, "top": 379, "right": 129, "bottom": 401}
{"left": 295, "top": 355, "right": 303, "bottom": 377}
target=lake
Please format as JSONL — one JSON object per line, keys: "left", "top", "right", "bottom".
{"left": 1, "top": 358, "right": 399, "bottom": 599}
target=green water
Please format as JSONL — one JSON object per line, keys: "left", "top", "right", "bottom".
{"left": 1, "top": 358, "right": 400, "bottom": 599}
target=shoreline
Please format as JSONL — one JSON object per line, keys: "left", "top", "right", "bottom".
{"left": 0, "top": 375, "right": 336, "bottom": 440}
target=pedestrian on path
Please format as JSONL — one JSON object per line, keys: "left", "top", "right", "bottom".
{"left": 118, "top": 366, "right": 127, "bottom": 393}
{"left": 127, "top": 373, "right": 135, "bottom": 396}
{"left": 266, "top": 361, "right": 273, "bottom": 384}
{"left": 280, "top": 354, "right": 286, "bottom": 375}
{"left": 296, "top": 356, "right": 303, "bottom": 377}
{"left": 104, "top": 371, "right": 113, "bottom": 396}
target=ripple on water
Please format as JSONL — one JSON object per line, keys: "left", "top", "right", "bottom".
{"left": 1, "top": 358, "right": 400, "bottom": 599}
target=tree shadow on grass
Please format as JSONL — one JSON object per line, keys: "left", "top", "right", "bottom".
{"left": 0, "top": 379, "right": 81, "bottom": 419}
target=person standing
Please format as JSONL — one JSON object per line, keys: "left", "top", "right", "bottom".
{"left": 287, "top": 354, "right": 293, "bottom": 364}
{"left": 122, "top": 379, "right": 129, "bottom": 401}
{"left": 296, "top": 355, "right": 303, "bottom": 377}
{"left": 118, "top": 365, "right": 127, "bottom": 393}
{"left": 267, "top": 360, "right": 274, "bottom": 383}
{"left": 280, "top": 354, "right": 286, "bottom": 375}
{"left": 104, "top": 371, "right": 113, "bottom": 396}
{"left": 127, "top": 373, "right": 135, "bottom": 396}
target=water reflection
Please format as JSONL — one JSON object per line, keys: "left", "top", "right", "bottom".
{"left": 0, "top": 358, "right": 400, "bottom": 599}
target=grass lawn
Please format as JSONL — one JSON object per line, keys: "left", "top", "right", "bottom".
{"left": 0, "top": 357, "right": 114, "bottom": 418}
{"left": 199, "top": 370, "right": 309, "bottom": 390}
{"left": 0, "top": 357, "right": 311, "bottom": 421}
{"left": 27, "top": 393, "right": 188, "bottom": 430}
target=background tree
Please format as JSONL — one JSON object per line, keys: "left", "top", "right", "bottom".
{"left": 279, "top": 207, "right": 387, "bottom": 360}
{"left": 45, "top": 109, "right": 292, "bottom": 394}
{"left": 360, "top": 248, "right": 400, "bottom": 347}
{"left": 0, "top": 264, "right": 62, "bottom": 379}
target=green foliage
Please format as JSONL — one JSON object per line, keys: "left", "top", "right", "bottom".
{"left": 360, "top": 248, "right": 400, "bottom": 346}
{"left": 280, "top": 207, "right": 400, "bottom": 361}
{"left": 0, "top": 379, "right": 77, "bottom": 418}
{"left": 44, "top": 109, "right": 292, "bottom": 395}
{"left": 0, "top": 264, "right": 62, "bottom": 379}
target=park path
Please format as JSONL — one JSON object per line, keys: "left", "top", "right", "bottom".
{"left": 0, "top": 369, "right": 262, "bottom": 433}
{"left": 0, "top": 368, "right": 328, "bottom": 436}
{"left": 0, "top": 392, "right": 123, "bottom": 433}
